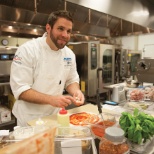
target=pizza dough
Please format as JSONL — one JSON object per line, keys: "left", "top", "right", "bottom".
{"left": 70, "top": 112, "right": 100, "bottom": 126}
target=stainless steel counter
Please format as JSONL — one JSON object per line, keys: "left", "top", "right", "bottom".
{"left": 0, "top": 103, "right": 154, "bottom": 154}
{"left": 27, "top": 103, "right": 154, "bottom": 154}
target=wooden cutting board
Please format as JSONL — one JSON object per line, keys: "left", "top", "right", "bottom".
{"left": 27, "top": 114, "right": 58, "bottom": 127}
{"left": 27, "top": 104, "right": 118, "bottom": 126}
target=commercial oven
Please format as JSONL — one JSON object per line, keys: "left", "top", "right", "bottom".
{"left": 0, "top": 47, "right": 17, "bottom": 86}
{"left": 98, "top": 44, "right": 115, "bottom": 93}
{"left": 0, "top": 47, "right": 17, "bottom": 107}
{"left": 68, "top": 41, "right": 99, "bottom": 97}
{"left": 0, "top": 47, "right": 17, "bottom": 82}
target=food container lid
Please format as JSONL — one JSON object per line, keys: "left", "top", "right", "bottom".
{"left": 104, "top": 126, "right": 125, "bottom": 143}
{"left": 59, "top": 108, "right": 68, "bottom": 114}
{"left": 56, "top": 126, "right": 91, "bottom": 138}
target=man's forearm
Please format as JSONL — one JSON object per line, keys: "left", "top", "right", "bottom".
{"left": 66, "top": 82, "right": 80, "bottom": 96}
{"left": 19, "top": 89, "right": 51, "bottom": 105}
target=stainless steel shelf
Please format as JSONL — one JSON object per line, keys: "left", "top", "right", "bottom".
{"left": 0, "top": 117, "right": 16, "bottom": 131}
{"left": 0, "top": 118, "right": 15, "bottom": 127}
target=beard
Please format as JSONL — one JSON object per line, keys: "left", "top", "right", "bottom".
{"left": 49, "top": 31, "right": 68, "bottom": 49}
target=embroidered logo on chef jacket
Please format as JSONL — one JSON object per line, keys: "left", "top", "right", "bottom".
{"left": 63, "top": 57, "right": 72, "bottom": 68}
{"left": 13, "top": 55, "right": 22, "bottom": 64}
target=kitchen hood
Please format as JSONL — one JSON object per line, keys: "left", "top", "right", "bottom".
{"left": 79, "top": 23, "right": 110, "bottom": 37}
{"left": 66, "top": 0, "right": 154, "bottom": 30}
{"left": 0, "top": 0, "right": 154, "bottom": 38}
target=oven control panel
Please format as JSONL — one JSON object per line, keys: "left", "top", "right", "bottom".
{"left": 120, "top": 50, "right": 127, "bottom": 77}
{"left": 91, "top": 43, "right": 97, "bottom": 69}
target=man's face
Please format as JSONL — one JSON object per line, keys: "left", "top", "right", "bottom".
{"left": 49, "top": 18, "right": 73, "bottom": 49}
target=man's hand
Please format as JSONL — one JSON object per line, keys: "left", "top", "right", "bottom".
{"left": 50, "top": 95, "right": 74, "bottom": 108}
{"left": 73, "top": 90, "right": 85, "bottom": 106}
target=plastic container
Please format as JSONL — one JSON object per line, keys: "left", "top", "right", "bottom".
{"left": 128, "top": 88, "right": 144, "bottom": 102}
{"left": 99, "top": 127, "right": 130, "bottom": 154}
{"left": 129, "top": 136, "right": 154, "bottom": 153}
{"left": 55, "top": 126, "right": 94, "bottom": 154}
{"left": 13, "top": 125, "right": 50, "bottom": 140}
{"left": 56, "top": 126, "right": 91, "bottom": 138}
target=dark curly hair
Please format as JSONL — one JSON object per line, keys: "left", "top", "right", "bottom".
{"left": 47, "top": 10, "right": 73, "bottom": 28}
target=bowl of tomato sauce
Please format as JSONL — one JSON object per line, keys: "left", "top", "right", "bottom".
{"left": 91, "top": 119, "right": 116, "bottom": 139}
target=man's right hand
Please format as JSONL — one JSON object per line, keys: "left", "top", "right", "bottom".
{"left": 50, "top": 95, "right": 74, "bottom": 108}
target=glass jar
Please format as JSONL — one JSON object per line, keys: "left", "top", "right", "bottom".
{"left": 99, "top": 126, "right": 130, "bottom": 154}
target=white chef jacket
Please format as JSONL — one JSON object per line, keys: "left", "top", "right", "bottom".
{"left": 10, "top": 33, "right": 79, "bottom": 126}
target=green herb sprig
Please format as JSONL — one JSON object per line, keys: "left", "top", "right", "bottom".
{"left": 119, "top": 108, "right": 154, "bottom": 144}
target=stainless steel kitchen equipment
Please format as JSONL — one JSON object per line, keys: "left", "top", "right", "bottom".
{"left": 98, "top": 44, "right": 115, "bottom": 93}
{"left": 67, "top": 41, "right": 99, "bottom": 97}
{"left": 0, "top": 47, "right": 17, "bottom": 106}
{"left": 120, "top": 49, "right": 128, "bottom": 77}
{"left": 118, "top": 49, "right": 141, "bottom": 79}
{"left": 96, "top": 68, "right": 104, "bottom": 120}
{"left": 136, "top": 58, "right": 154, "bottom": 83}
{"left": 135, "top": 45, "right": 154, "bottom": 83}
{"left": 127, "top": 50, "right": 141, "bottom": 76}
{"left": 0, "top": 47, "right": 17, "bottom": 81}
